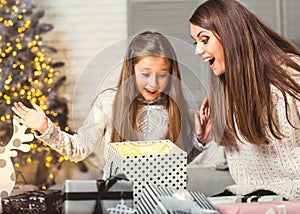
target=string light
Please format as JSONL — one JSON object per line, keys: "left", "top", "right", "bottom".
{"left": 0, "top": 0, "right": 71, "bottom": 189}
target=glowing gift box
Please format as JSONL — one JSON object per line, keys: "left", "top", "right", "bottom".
{"left": 103, "top": 140, "right": 187, "bottom": 207}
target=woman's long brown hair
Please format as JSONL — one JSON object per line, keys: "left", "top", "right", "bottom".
{"left": 109, "top": 31, "right": 194, "bottom": 152}
{"left": 190, "top": 0, "right": 300, "bottom": 150}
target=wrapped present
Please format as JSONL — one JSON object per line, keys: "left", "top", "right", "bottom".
{"left": 216, "top": 201, "right": 300, "bottom": 214}
{"left": 1, "top": 189, "right": 62, "bottom": 214}
{"left": 103, "top": 140, "right": 187, "bottom": 207}
{"left": 136, "top": 184, "right": 218, "bottom": 214}
{"left": 208, "top": 195, "right": 284, "bottom": 207}
{"left": 63, "top": 174, "right": 133, "bottom": 214}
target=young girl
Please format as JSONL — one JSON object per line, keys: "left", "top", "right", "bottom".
{"left": 190, "top": 0, "right": 300, "bottom": 201}
{"left": 12, "top": 31, "right": 206, "bottom": 178}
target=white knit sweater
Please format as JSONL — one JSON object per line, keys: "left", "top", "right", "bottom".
{"left": 226, "top": 66, "right": 300, "bottom": 201}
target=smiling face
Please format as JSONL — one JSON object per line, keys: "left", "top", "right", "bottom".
{"left": 134, "top": 56, "right": 170, "bottom": 101}
{"left": 190, "top": 23, "right": 225, "bottom": 76}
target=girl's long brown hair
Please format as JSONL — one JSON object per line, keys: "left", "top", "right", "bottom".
{"left": 110, "top": 31, "right": 194, "bottom": 152}
{"left": 190, "top": 0, "right": 300, "bottom": 150}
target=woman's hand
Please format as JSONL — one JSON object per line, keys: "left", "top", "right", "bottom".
{"left": 12, "top": 102, "right": 48, "bottom": 134}
{"left": 194, "top": 97, "right": 211, "bottom": 144}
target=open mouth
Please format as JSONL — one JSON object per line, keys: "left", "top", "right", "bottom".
{"left": 209, "top": 58, "right": 215, "bottom": 66}
{"left": 145, "top": 88, "right": 156, "bottom": 94}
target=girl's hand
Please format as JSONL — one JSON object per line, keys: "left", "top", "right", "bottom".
{"left": 194, "top": 97, "right": 211, "bottom": 144}
{"left": 12, "top": 102, "right": 48, "bottom": 134}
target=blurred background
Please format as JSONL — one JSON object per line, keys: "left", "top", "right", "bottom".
{"left": 37, "top": 0, "right": 300, "bottom": 129}
{"left": 1, "top": 0, "right": 299, "bottom": 190}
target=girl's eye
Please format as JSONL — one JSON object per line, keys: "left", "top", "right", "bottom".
{"left": 158, "top": 73, "right": 168, "bottom": 78}
{"left": 193, "top": 41, "right": 197, "bottom": 46}
{"left": 141, "top": 73, "right": 150, "bottom": 77}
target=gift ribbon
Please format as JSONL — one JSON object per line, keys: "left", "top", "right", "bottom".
{"left": 64, "top": 191, "right": 133, "bottom": 201}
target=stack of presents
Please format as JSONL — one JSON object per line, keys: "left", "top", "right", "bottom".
{"left": 2, "top": 140, "right": 300, "bottom": 213}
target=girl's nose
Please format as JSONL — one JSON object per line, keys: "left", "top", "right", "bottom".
{"left": 195, "top": 42, "right": 205, "bottom": 56}
{"left": 149, "top": 73, "right": 157, "bottom": 87}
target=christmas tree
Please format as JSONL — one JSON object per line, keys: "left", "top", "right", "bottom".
{"left": 0, "top": 0, "right": 72, "bottom": 189}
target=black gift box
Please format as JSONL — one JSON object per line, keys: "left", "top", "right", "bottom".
{"left": 1, "top": 189, "right": 63, "bottom": 214}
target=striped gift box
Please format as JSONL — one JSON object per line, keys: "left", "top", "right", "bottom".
{"left": 136, "top": 184, "right": 218, "bottom": 214}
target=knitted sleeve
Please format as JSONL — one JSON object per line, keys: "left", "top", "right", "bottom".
{"left": 35, "top": 90, "right": 115, "bottom": 162}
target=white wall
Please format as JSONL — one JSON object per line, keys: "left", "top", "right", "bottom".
{"left": 36, "top": 0, "right": 127, "bottom": 130}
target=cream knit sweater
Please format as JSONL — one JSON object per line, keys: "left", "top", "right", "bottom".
{"left": 226, "top": 66, "right": 300, "bottom": 201}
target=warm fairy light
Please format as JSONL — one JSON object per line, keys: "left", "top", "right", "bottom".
{"left": 31, "top": 97, "right": 37, "bottom": 103}
{"left": 58, "top": 157, "right": 65, "bottom": 163}
{"left": 12, "top": 5, "right": 18, "bottom": 12}
{"left": 5, "top": 77, "right": 12, "bottom": 84}
{"left": 16, "top": 43, "right": 22, "bottom": 49}
{"left": 48, "top": 78, "right": 53, "bottom": 84}
{"left": 30, "top": 143, "right": 37, "bottom": 149}
{"left": 49, "top": 174, "right": 54, "bottom": 179}
{"left": 46, "top": 156, "right": 53, "bottom": 162}
{"left": 24, "top": 20, "right": 30, "bottom": 28}
{"left": 4, "top": 85, "right": 9, "bottom": 90}
{"left": 0, "top": 0, "right": 70, "bottom": 190}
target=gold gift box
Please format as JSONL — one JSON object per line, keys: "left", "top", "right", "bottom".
{"left": 110, "top": 140, "right": 173, "bottom": 156}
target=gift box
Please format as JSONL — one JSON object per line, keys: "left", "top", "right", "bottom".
{"left": 103, "top": 140, "right": 187, "bottom": 207}
{"left": 136, "top": 184, "right": 218, "bottom": 214}
{"left": 63, "top": 174, "right": 133, "bottom": 214}
{"left": 1, "top": 189, "right": 62, "bottom": 214}
{"left": 216, "top": 201, "right": 300, "bottom": 214}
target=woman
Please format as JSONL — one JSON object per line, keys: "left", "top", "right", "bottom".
{"left": 190, "top": 0, "right": 300, "bottom": 201}
{"left": 12, "top": 31, "right": 205, "bottom": 177}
